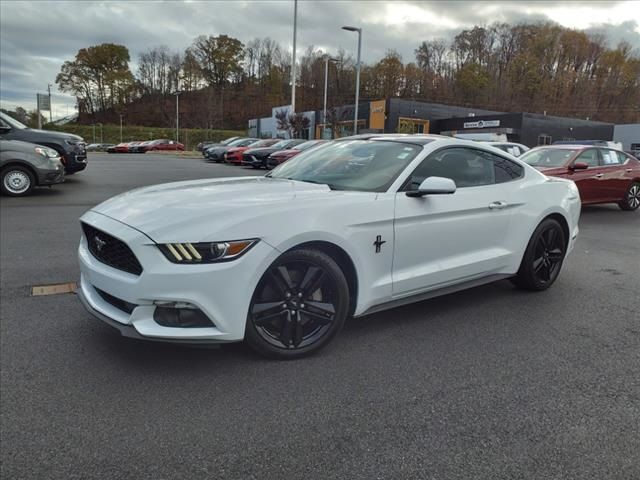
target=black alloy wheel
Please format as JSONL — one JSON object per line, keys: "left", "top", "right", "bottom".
{"left": 619, "top": 182, "right": 640, "bottom": 211}
{"left": 512, "top": 218, "right": 566, "bottom": 291}
{"left": 245, "top": 249, "right": 349, "bottom": 359}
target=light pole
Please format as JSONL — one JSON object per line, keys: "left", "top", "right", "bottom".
{"left": 323, "top": 56, "right": 339, "bottom": 125}
{"left": 342, "top": 25, "right": 362, "bottom": 134}
{"left": 92, "top": 124, "right": 96, "bottom": 143}
{"left": 119, "top": 114, "right": 124, "bottom": 143}
{"left": 99, "top": 123, "right": 103, "bottom": 143}
{"left": 47, "top": 83, "right": 53, "bottom": 123}
{"left": 291, "top": 0, "right": 298, "bottom": 115}
{"left": 174, "top": 91, "right": 181, "bottom": 143}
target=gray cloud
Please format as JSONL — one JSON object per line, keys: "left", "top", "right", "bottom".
{"left": 1, "top": 0, "right": 638, "bottom": 117}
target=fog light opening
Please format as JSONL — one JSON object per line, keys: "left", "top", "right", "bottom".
{"left": 153, "top": 302, "right": 214, "bottom": 328}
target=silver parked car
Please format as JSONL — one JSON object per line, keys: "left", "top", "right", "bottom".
{"left": 1, "top": 139, "right": 65, "bottom": 196}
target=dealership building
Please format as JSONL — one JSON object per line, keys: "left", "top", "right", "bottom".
{"left": 248, "top": 98, "right": 616, "bottom": 148}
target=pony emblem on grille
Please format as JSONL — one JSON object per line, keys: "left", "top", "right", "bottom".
{"left": 94, "top": 236, "right": 107, "bottom": 252}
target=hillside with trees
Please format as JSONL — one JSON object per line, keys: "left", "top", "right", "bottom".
{"left": 54, "top": 22, "right": 640, "bottom": 130}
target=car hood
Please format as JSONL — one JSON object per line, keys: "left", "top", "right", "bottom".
{"left": 270, "top": 149, "right": 299, "bottom": 157}
{"left": 22, "top": 128, "right": 83, "bottom": 142}
{"left": 90, "top": 176, "right": 335, "bottom": 242}
{"left": 244, "top": 147, "right": 280, "bottom": 156}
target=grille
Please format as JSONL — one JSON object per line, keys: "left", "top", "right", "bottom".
{"left": 82, "top": 223, "right": 143, "bottom": 275}
{"left": 95, "top": 288, "right": 137, "bottom": 314}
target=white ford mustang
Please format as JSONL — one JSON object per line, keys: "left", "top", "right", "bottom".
{"left": 78, "top": 135, "right": 581, "bottom": 358}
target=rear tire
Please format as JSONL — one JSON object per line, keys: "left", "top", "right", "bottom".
{"left": 511, "top": 218, "right": 566, "bottom": 291}
{"left": 245, "top": 249, "right": 350, "bottom": 359}
{"left": 1, "top": 166, "right": 35, "bottom": 197}
{"left": 618, "top": 182, "right": 640, "bottom": 211}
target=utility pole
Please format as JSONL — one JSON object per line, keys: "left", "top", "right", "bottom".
{"left": 174, "top": 91, "right": 181, "bottom": 143}
{"left": 342, "top": 26, "right": 362, "bottom": 134}
{"left": 47, "top": 83, "right": 52, "bottom": 123}
{"left": 291, "top": 0, "right": 297, "bottom": 116}
{"left": 323, "top": 56, "right": 339, "bottom": 136}
{"left": 119, "top": 114, "right": 124, "bottom": 143}
{"left": 92, "top": 124, "right": 96, "bottom": 143}
{"left": 99, "top": 123, "right": 103, "bottom": 143}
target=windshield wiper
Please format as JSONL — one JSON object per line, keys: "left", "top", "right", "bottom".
{"left": 285, "top": 177, "right": 337, "bottom": 190}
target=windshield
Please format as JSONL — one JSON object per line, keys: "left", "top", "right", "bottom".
{"left": 221, "top": 137, "right": 238, "bottom": 145}
{"left": 521, "top": 148, "right": 577, "bottom": 167}
{"left": 271, "top": 140, "right": 292, "bottom": 149}
{"left": 269, "top": 139, "right": 423, "bottom": 192}
{"left": 230, "top": 138, "right": 255, "bottom": 147}
{"left": 249, "top": 139, "right": 276, "bottom": 148}
{"left": 0, "top": 111, "right": 28, "bottom": 129}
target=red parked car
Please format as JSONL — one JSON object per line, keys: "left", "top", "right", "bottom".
{"left": 521, "top": 145, "right": 640, "bottom": 210}
{"left": 107, "top": 142, "right": 140, "bottom": 153}
{"left": 224, "top": 139, "right": 279, "bottom": 165}
{"left": 145, "top": 139, "right": 184, "bottom": 152}
{"left": 267, "top": 139, "right": 329, "bottom": 169}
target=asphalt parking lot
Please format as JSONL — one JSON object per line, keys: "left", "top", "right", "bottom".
{"left": 1, "top": 152, "right": 639, "bottom": 479}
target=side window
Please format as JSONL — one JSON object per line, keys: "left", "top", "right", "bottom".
{"left": 538, "top": 134, "right": 552, "bottom": 145}
{"left": 616, "top": 151, "right": 630, "bottom": 164}
{"left": 576, "top": 149, "right": 599, "bottom": 167}
{"left": 600, "top": 149, "right": 620, "bottom": 165}
{"left": 490, "top": 152, "right": 524, "bottom": 182}
{"left": 404, "top": 147, "right": 522, "bottom": 190}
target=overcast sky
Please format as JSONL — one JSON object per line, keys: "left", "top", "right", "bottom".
{"left": 1, "top": 0, "right": 639, "bottom": 119}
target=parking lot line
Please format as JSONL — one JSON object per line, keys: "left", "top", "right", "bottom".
{"left": 31, "top": 282, "right": 77, "bottom": 296}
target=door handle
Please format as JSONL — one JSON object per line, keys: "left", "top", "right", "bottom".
{"left": 488, "top": 201, "right": 508, "bottom": 210}
{"left": 627, "top": 169, "right": 633, "bottom": 173}
{"left": 594, "top": 173, "right": 604, "bottom": 178}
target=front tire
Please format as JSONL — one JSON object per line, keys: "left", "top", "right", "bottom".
{"left": 618, "top": 182, "right": 640, "bottom": 211}
{"left": 245, "top": 249, "right": 350, "bottom": 359}
{"left": 512, "top": 218, "right": 566, "bottom": 291}
{"left": 1, "top": 166, "right": 35, "bottom": 196}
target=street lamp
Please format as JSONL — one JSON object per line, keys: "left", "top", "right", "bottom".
{"left": 174, "top": 91, "right": 181, "bottom": 143}
{"left": 342, "top": 25, "right": 362, "bottom": 134}
{"left": 323, "top": 56, "right": 339, "bottom": 129}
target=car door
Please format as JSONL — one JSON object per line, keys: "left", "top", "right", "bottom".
{"left": 566, "top": 148, "right": 604, "bottom": 203}
{"left": 392, "top": 147, "right": 522, "bottom": 297}
{"left": 597, "top": 148, "right": 628, "bottom": 201}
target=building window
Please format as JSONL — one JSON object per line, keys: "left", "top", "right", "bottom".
{"left": 397, "top": 117, "right": 429, "bottom": 134}
{"left": 538, "top": 134, "right": 552, "bottom": 145}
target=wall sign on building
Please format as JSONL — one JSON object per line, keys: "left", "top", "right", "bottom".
{"left": 463, "top": 120, "right": 500, "bottom": 129}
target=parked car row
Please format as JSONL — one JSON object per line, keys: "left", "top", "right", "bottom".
{"left": 107, "top": 139, "right": 185, "bottom": 153}
{"left": 1, "top": 111, "right": 88, "bottom": 196}
{"left": 86, "top": 143, "right": 115, "bottom": 152}
{"left": 203, "top": 136, "right": 329, "bottom": 169}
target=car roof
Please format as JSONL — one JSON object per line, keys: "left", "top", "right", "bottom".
{"left": 533, "top": 144, "right": 591, "bottom": 150}
{"left": 336, "top": 133, "right": 448, "bottom": 146}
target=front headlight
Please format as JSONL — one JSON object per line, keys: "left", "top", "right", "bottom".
{"left": 65, "top": 138, "right": 85, "bottom": 147}
{"left": 35, "top": 146, "right": 60, "bottom": 158}
{"left": 158, "top": 239, "right": 259, "bottom": 264}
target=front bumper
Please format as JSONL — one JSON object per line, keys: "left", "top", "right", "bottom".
{"left": 78, "top": 211, "right": 279, "bottom": 343}
{"left": 63, "top": 148, "right": 88, "bottom": 173}
{"left": 36, "top": 167, "right": 65, "bottom": 186}
{"left": 241, "top": 154, "right": 264, "bottom": 167}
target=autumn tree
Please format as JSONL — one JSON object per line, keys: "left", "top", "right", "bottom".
{"left": 191, "top": 35, "right": 244, "bottom": 86}
{"left": 56, "top": 43, "right": 134, "bottom": 116}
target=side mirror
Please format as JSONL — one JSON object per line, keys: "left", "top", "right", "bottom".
{"left": 406, "top": 176, "right": 457, "bottom": 197}
{"left": 570, "top": 162, "right": 589, "bottom": 170}
{"left": 0, "top": 125, "right": 11, "bottom": 133}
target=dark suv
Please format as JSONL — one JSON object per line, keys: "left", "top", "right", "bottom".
{"left": 0, "top": 112, "right": 87, "bottom": 174}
